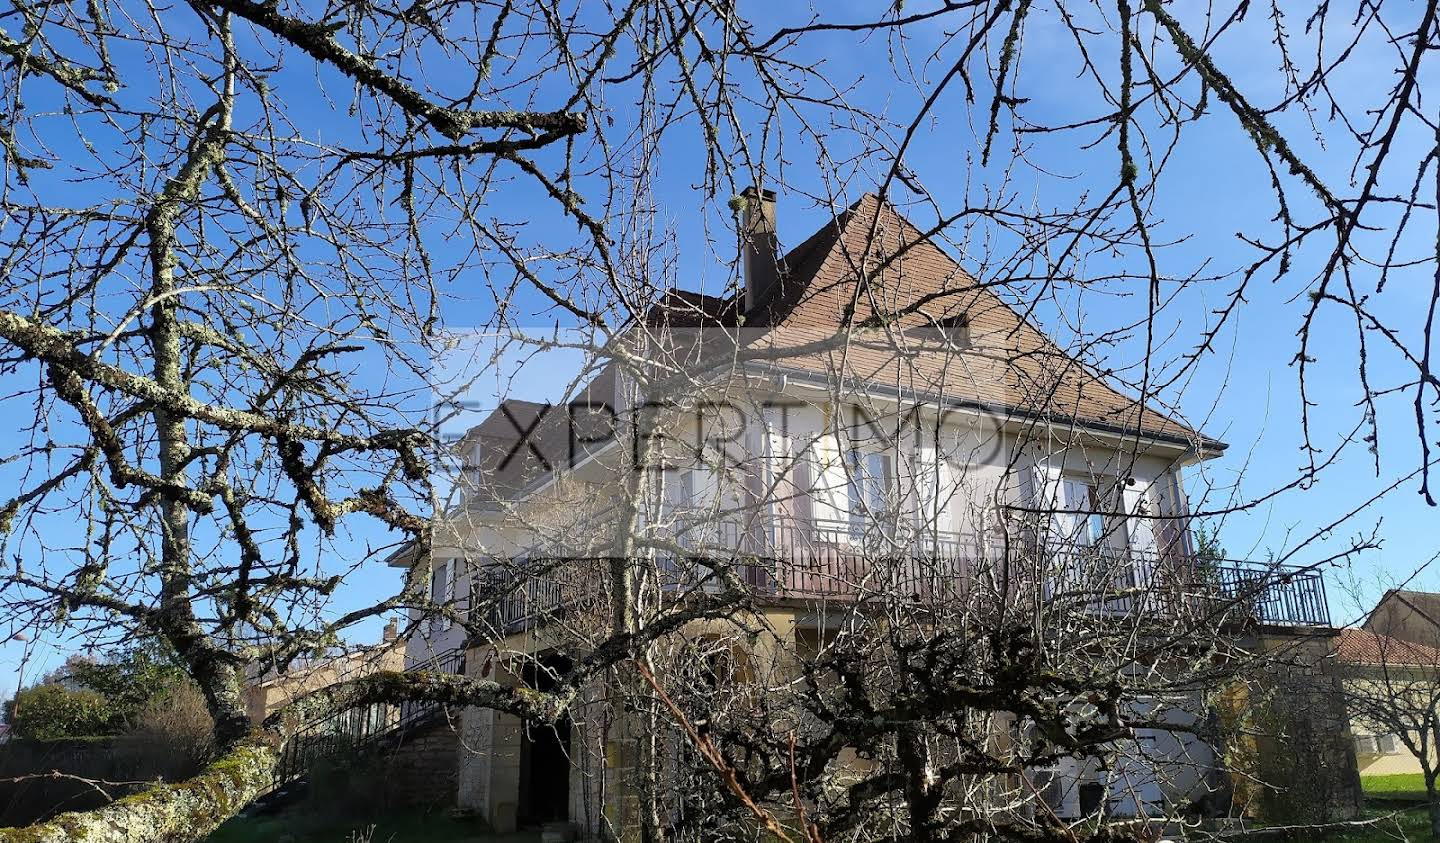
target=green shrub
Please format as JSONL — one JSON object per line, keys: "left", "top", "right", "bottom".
{"left": 4, "top": 684, "right": 112, "bottom": 740}
{"left": 66, "top": 640, "right": 188, "bottom": 732}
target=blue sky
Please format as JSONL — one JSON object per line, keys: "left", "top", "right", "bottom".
{"left": 2, "top": 0, "right": 1435, "bottom": 696}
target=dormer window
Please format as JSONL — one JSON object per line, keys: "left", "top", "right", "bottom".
{"left": 908, "top": 314, "right": 971, "bottom": 349}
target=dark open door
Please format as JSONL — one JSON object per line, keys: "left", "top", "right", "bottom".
{"left": 518, "top": 653, "right": 573, "bottom": 826}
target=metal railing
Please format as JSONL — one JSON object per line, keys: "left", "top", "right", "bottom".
{"left": 1036, "top": 541, "right": 1330, "bottom": 626}
{"left": 481, "top": 562, "right": 604, "bottom": 635}
{"left": 1209, "top": 558, "right": 1330, "bottom": 627}
{"left": 272, "top": 647, "right": 466, "bottom": 789}
{"left": 475, "top": 516, "right": 1332, "bottom": 634}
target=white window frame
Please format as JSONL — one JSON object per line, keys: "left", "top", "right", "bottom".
{"left": 846, "top": 446, "right": 894, "bottom": 533}
{"left": 427, "top": 558, "right": 456, "bottom": 636}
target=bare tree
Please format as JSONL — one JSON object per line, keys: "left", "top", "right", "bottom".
{"left": 0, "top": 0, "right": 1432, "bottom": 840}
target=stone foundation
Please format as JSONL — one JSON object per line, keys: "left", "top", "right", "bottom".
{"left": 1221, "top": 630, "right": 1363, "bottom": 823}
{"left": 374, "top": 717, "right": 461, "bottom": 810}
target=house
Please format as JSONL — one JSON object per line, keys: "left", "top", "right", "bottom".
{"left": 1363, "top": 589, "right": 1440, "bottom": 650}
{"left": 1330, "top": 625, "right": 1434, "bottom": 778}
{"left": 394, "top": 190, "right": 1348, "bottom": 834}
{"left": 243, "top": 621, "right": 404, "bottom": 725}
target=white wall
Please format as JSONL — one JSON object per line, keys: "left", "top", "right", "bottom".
{"left": 653, "top": 395, "right": 1191, "bottom": 549}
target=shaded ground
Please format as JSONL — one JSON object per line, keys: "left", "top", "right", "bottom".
{"left": 206, "top": 794, "right": 1439, "bottom": 843}
{"left": 1322, "top": 806, "right": 1429, "bottom": 843}
{"left": 206, "top": 809, "right": 541, "bottom": 843}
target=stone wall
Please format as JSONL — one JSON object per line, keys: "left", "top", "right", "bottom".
{"left": 1220, "top": 630, "right": 1363, "bottom": 823}
{"left": 457, "top": 704, "right": 523, "bottom": 830}
{"left": 377, "top": 718, "right": 461, "bottom": 810}
{"left": 306, "top": 717, "right": 462, "bottom": 815}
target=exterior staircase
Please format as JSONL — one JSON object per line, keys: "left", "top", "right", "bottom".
{"left": 256, "top": 647, "right": 467, "bottom": 811}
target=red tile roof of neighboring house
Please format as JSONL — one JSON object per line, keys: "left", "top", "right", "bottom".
{"left": 1336, "top": 627, "right": 1440, "bottom": 666}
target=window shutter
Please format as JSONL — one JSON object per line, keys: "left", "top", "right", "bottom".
{"left": 454, "top": 558, "right": 469, "bottom": 622}
{"left": 425, "top": 562, "right": 443, "bottom": 638}
{"left": 791, "top": 448, "right": 814, "bottom": 526}
{"left": 1152, "top": 472, "right": 1189, "bottom": 558}
{"left": 913, "top": 448, "right": 948, "bottom": 533}
{"left": 1031, "top": 461, "right": 1065, "bottom": 532}
{"left": 1122, "top": 484, "right": 1158, "bottom": 556}
{"left": 444, "top": 559, "right": 457, "bottom": 630}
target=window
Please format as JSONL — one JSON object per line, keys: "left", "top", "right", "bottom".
{"left": 847, "top": 448, "right": 893, "bottom": 529}
{"left": 428, "top": 558, "right": 455, "bottom": 635}
{"left": 671, "top": 468, "right": 696, "bottom": 509}
{"left": 1056, "top": 479, "right": 1100, "bottom": 546}
{"left": 668, "top": 469, "right": 698, "bottom": 547}
{"left": 908, "top": 314, "right": 971, "bottom": 349}
{"left": 1056, "top": 477, "right": 1128, "bottom": 549}
{"left": 1354, "top": 733, "right": 1399, "bottom": 755}
{"left": 766, "top": 439, "right": 814, "bottom": 536}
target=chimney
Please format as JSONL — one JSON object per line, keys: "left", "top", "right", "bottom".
{"left": 382, "top": 619, "right": 399, "bottom": 643}
{"left": 738, "top": 186, "right": 780, "bottom": 312}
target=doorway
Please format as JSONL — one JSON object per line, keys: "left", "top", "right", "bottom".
{"left": 517, "top": 653, "right": 573, "bottom": 826}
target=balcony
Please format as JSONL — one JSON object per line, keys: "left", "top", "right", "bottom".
{"left": 476, "top": 517, "right": 1331, "bottom": 634}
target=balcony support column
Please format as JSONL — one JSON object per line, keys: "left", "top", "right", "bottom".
{"left": 456, "top": 646, "right": 524, "bottom": 831}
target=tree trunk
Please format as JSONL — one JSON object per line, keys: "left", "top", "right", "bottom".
{"left": 0, "top": 739, "right": 277, "bottom": 843}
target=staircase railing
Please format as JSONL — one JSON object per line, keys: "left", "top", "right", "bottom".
{"left": 272, "top": 646, "right": 466, "bottom": 789}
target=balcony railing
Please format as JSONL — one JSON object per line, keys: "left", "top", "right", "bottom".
{"left": 1208, "top": 558, "right": 1330, "bottom": 628}
{"left": 475, "top": 517, "right": 1331, "bottom": 634}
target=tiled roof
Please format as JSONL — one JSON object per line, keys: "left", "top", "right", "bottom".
{"left": 458, "top": 368, "right": 617, "bottom": 503}
{"left": 462, "top": 191, "right": 1222, "bottom": 503}
{"left": 1336, "top": 627, "right": 1440, "bottom": 666}
{"left": 736, "top": 193, "right": 1214, "bottom": 448}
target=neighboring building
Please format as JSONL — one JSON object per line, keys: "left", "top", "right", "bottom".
{"left": 394, "top": 190, "right": 1346, "bottom": 834}
{"left": 1342, "top": 593, "right": 1440, "bottom": 778}
{"left": 1363, "top": 589, "right": 1440, "bottom": 650}
{"left": 243, "top": 621, "right": 404, "bottom": 725}
{"left": 1339, "top": 623, "right": 1440, "bottom": 778}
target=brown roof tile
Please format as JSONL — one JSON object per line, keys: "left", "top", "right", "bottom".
{"left": 1336, "top": 627, "right": 1440, "bottom": 665}
{"left": 740, "top": 193, "right": 1216, "bottom": 448}
{"left": 465, "top": 191, "right": 1222, "bottom": 502}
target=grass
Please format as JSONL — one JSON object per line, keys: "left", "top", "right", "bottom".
{"left": 209, "top": 795, "right": 1440, "bottom": 843}
{"left": 1323, "top": 806, "right": 1431, "bottom": 843}
{"left": 205, "top": 808, "right": 541, "bottom": 843}
{"left": 1364, "top": 774, "right": 1430, "bottom": 802}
